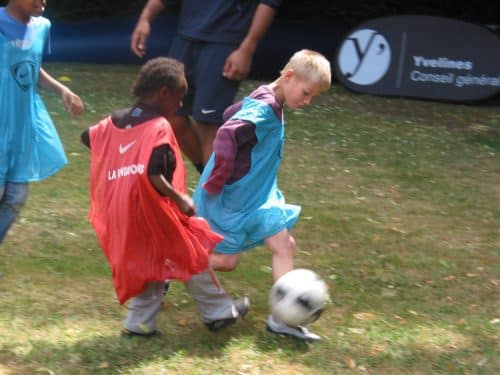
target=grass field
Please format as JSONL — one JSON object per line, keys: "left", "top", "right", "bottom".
{"left": 0, "top": 63, "right": 498, "bottom": 374}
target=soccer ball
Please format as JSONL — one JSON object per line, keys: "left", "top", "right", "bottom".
{"left": 269, "top": 268, "right": 330, "bottom": 327}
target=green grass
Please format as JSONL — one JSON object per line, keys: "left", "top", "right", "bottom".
{"left": 0, "top": 62, "right": 498, "bottom": 374}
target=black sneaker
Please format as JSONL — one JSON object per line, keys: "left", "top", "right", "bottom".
{"left": 120, "top": 328, "right": 162, "bottom": 338}
{"left": 205, "top": 296, "right": 250, "bottom": 332}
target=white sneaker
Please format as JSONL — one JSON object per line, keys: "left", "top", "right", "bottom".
{"left": 266, "top": 315, "right": 321, "bottom": 341}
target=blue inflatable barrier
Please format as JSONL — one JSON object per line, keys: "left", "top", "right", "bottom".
{"left": 45, "top": 15, "right": 349, "bottom": 79}
{"left": 47, "top": 15, "right": 178, "bottom": 65}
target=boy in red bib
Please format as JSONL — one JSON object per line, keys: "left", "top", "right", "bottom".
{"left": 82, "top": 57, "right": 249, "bottom": 336}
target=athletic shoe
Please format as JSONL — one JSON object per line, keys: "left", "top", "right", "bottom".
{"left": 120, "top": 328, "right": 162, "bottom": 338}
{"left": 205, "top": 296, "right": 250, "bottom": 332}
{"left": 266, "top": 315, "right": 321, "bottom": 341}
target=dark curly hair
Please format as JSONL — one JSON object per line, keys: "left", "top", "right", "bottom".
{"left": 131, "top": 57, "right": 185, "bottom": 98}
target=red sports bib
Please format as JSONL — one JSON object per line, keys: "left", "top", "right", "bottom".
{"left": 88, "top": 116, "right": 222, "bottom": 304}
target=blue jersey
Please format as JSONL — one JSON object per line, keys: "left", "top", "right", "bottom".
{"left": 163, "top": 0, "right": 281, "bottom": 44}
{"left": 193, "top": 97, "right": 300, "bottom": 254}
{"left": 0, "top": 8, "right": 67, "bottom": 184}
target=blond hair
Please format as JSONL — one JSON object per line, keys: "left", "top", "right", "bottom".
{"left": 281, "top": 49, "right": 331, "bottom": 92}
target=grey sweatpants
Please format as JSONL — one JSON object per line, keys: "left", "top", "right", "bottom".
{"left": 123, "top": 269, "right": 235, "bottom": 334}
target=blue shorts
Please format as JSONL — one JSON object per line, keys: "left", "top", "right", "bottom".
{"left": 168, "top": 36, "right": 241, "bottom": 125}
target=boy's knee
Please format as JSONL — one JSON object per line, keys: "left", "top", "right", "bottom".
{"left": 273, "top": 235, "right": 296, "bottom": 257}
{"left": 217, "top": 255, "right": 240, "bottom": 271}
{"left": 284, "top": 234, "right": 296, "bottom": 253}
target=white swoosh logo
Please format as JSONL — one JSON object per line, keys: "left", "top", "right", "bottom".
{"left": 201, "top": 108, "right": 216, "bottom": 114}
{"left": 119, "top": 140, "right": 136, "bottom": 154}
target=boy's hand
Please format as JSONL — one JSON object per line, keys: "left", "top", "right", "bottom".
{"left": 62, "top": 88, "right": 84, "bottom": 116}
{"left": 176, "top": 194, "right": 196, "bottom": 217}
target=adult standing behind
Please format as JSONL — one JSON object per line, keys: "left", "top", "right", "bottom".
{"left": 131, "top": 0, "right": 281, "bottom": 173}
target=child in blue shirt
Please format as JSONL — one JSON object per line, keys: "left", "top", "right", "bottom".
{"left": 0, "top": 0, "right": 84, "bottom": 243}
{"left": 194, "top": 49, "right": 331, "bottom": 341}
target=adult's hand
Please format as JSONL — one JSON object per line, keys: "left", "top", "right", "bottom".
{"left": 131, "top": 19, "right": 151, "bottom": 58}
{"left": 222, "top": 48, "right": 253, "bottom": 81}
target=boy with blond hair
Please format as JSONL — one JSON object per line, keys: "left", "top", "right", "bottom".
{"left": 193, "top": 49, "right": 331, "bottom": 341}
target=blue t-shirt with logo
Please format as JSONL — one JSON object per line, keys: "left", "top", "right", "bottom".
{"left": 0, "top": 8, "right": 67, "bottom": 184}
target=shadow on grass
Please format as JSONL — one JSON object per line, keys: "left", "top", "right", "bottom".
{"left": 1, "top": 269, "right": 497, "bottom": 374}
{"left": 2, "top": 309, "right": 495, "bottom": 374}
{"left": 0, "top": 320, "right": 311, "bottom": 374}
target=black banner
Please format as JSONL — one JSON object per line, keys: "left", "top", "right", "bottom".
{"left": 335, "top": 16, "right": 500, "bottom": 102}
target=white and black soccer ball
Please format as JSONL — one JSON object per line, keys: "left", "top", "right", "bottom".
{"left": 269, "top": 268, "right": 330, "bottom": 327}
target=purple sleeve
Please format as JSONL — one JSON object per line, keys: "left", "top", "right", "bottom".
{"left": 203, "top": 119, "right": 256, "bottom": 193}
{"left": 204, "top": 85, "right": 281, "bottom": 193}
{"left": 203, "top": 125, "right": 238, "bottom": 194}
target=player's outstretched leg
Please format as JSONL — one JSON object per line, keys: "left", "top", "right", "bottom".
{"left": 185, "top": 269, "right": 250, "bottom": 332}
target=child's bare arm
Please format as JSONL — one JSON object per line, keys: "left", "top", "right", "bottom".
{"left": 38, "top": 68, "right": 84, "bottom": 115}
{"left": 149, "top": 174, "right": 195, "bottom": 216}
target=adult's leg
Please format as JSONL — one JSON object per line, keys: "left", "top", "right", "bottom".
{"left": 167, "top": 37, "right": 204, "bottom": 171}
{"left": 197, "top": 123, "right": 220, "bottom": 165}
{"left": 169, "top": 115, "right": 204, "bottom": 169}
{"left": 264, "top": 229, "right": 296, "bottom": 282}
{"left": 0, "top": 182, "right": 29, "bottom": 243}
{"left": 191, "top": 43, "right": 241, "bottom": 165}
